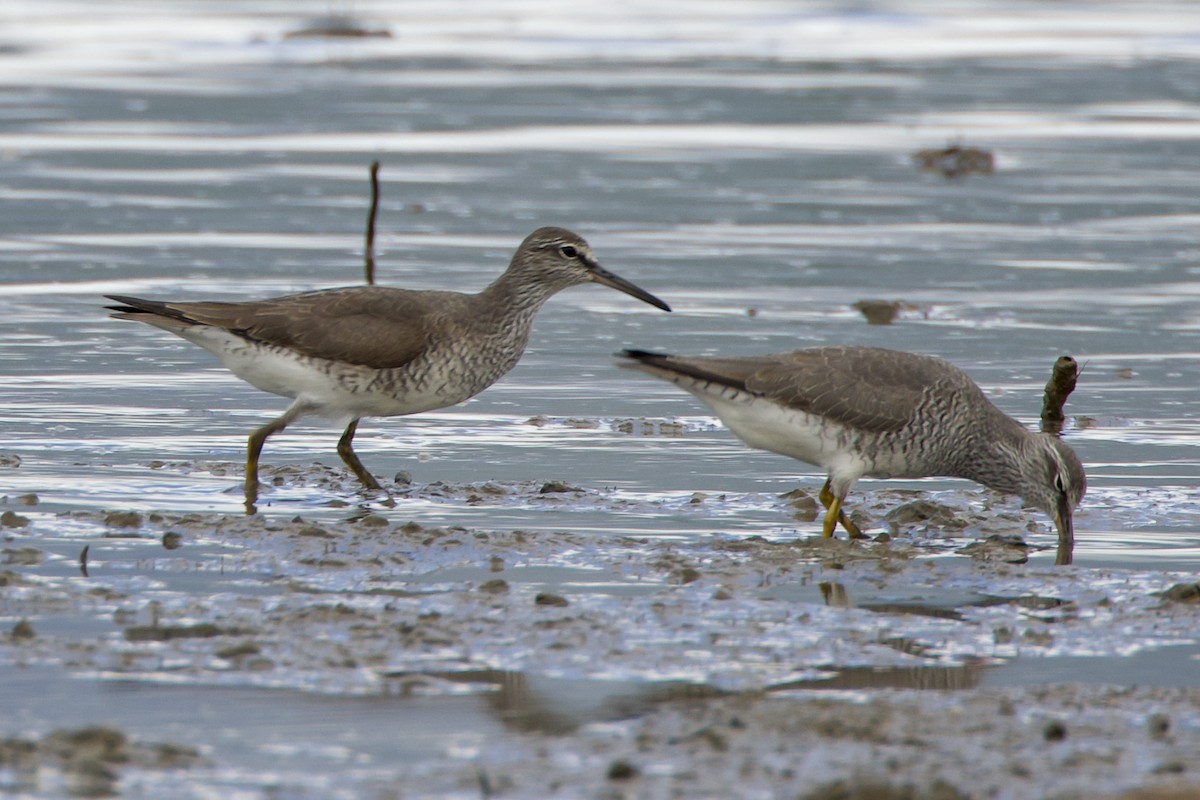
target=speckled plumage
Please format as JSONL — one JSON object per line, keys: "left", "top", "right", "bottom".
{"left": 619, "top": 346, "right": 1086, "bottom": 564}
{"left": 107, "top": 227, "right": 670, "bottom": 507}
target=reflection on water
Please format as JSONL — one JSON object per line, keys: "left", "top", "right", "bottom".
{"left": 402, "top": 670, "right": 725, "bottom": 735}
{"left": 771, "top": 663, "right": 988, "bottom": 692}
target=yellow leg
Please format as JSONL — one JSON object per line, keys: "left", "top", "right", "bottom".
{"left": 245, "top": 416, "right": 290, "bottom": 509}
{"left": 337, "top": 419, "right": 383, "bottom": 491}
{"left": 818, "top": 478, "right": 867, "bottom": 539}
{"left": 821, "top": 497, "right": 841, "bottom": 538}
{"left": 243, "top": 402, "right": 315, "bottom": 513}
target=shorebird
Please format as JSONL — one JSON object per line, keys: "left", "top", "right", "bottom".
{"left": 618, "top": 346, "right": 1085, "bottom": 565}
{"left": 107, "top": 227, "right": 670, "bottom": 508}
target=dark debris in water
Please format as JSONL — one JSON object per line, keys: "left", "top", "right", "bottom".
{"left": 913, "top": 145, "right": 995, "bottom": 178}
{"left": 124, "top": 623, "right": 254, "bottom": 642}
{"left": 282, "top": 16, "right": 391, "bottom": 39}
{"left": 851, "top": 299, "right": 929, "bottom": 325}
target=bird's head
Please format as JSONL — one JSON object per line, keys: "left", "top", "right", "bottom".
{"left": 1020, "top": 434, "right": 1086, "bottom": 564}
{"left": 512, "top": 227, "right": 671, "bottom": 312}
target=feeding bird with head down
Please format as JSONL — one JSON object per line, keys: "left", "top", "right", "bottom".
{"left": 618, "top": 346, "right": 1085, "bottom": 565}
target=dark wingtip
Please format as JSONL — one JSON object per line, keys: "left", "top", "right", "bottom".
{"left": 618, "top": 348, "right": 670, "bottom": 360}
{"left": 615, "top": 349, "right": 678, "bottom": 371}
{"left": 102, "top": 294, "right": 184, "bottom": 320}
{"left": 104, "top": 294, "right": 145, "bottom": 310}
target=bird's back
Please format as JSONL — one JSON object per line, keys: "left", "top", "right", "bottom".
{"left": 108, "top": 286, "right": 539, "bottom": 416}
{"left": 621, "top": 346, "right": 1020, "bottom": 478}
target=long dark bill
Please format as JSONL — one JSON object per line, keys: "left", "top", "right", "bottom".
{"left": 586, "top": 261, "right": 672, "bottom": 312}
{"left": 1053, "top": 499, "right": 1075, "bottom": 566}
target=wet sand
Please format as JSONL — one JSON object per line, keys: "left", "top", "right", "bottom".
{"left": 3, "top": 464, "right": 1200, "bottom": 797}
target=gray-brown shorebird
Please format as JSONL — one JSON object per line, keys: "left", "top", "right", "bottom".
{"left": 618, "top": 346, "right": 1085, "bottom": 565}
{"left": 106, "top": 227, "right": 671, "bottom": 508}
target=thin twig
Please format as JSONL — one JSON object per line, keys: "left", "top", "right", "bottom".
{"left": 364, "top": 160, "right": 381, "bottom": 285}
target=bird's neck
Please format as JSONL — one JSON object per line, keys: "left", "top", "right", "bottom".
{"left": 475, "top": 267, "right": 557, "bottom": 329}
{"left": 955, "top": 414, "right": 1034, "bottom": 497}
{"left": 470, "top": 267, "right": 559, "bottom": 345}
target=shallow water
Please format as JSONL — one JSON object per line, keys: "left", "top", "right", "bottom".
{"left": 4, "top": 1, "right": 1200, "bottom": 796}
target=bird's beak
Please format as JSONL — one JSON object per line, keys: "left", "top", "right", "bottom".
{"left": 1053, "top": 499, "right": 1075, "bottom": 566}
{"left": 584, "top": 258, "right": 672, "bottom": 312}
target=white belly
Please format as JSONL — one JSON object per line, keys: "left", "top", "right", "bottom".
{"left": 178, "top": 327, "right": 461, "bottom": 420}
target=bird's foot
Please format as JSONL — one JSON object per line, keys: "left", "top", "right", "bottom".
{"left": 243, "top": 479, "right": 263, "bottom": 516}
{"left": 840, "top": 515, "right": 869, "bottom": 540}
{"left": 351, "top": 473, "right": 396, "bottom": 508}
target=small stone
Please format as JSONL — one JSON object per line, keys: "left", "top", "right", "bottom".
{"left": 46, "top": 725, "right": 128, "bottom": 763}
{"left": 606, "top": 760, "right": 638, "bottom": 781}
{"left": 852, "top": 299, "right": 902, "bottom": 325}
{"left": 785, "top": 492, "right": 819, "bottom": 521}
{"left": 147, "top": 741, "right": 204, "bottom": 768}
{"left": 14, "top": 494, "right": 37, "bottom": 506}
{"left": 885, "top": 499, "right": 965, "bottom": 531}
{"left": 479, "top": 579, "right": 509, "bottom": 595}
{"left": 1148, "top": 713, "right": 1171, "bottom": 740}
{"left": 161, "top": 532, "right": 184, "bottom": 550}
{"left": 124, "top": 623, "right": 240, "bottom": 642}
{"left": 0, "top": 511, "right": 29, "bottom": 528}
{"left": 3, "top": 547, "right": 42, "bottom": 565}
{"left": 958, "top": 534, "right": 1030, "bottom": 563}
{"left": 11, "top": 619, "right": 35, "bottom": 641}
{"left": 216, "top": 642, "right": 261, "bottom": 660}
{"left": 356, "top": 514, "right": 389, "bottom": 528}
{"left": 1022, "top": 628, "right": 1054, "bottom": 647}
{"left": 394, "top": 470, "right": 413, "bottom": 486}
{"left": 64, "top": 758, "right": 118, "bottom": 797}
{"left": 913, "top": 144, "right": 995, "bottom": 178}
{"left": 0, "top": 453, "right": 20, "bottom": 468}
{"left": 1161, "top": 583, "right": 1200, "bottom": 603}
{"left": 104, "top": 511, "right": 142, "bottom": 529}
{"left": 539, "top": 481, "right": 581, "bottom": 494}
{"left": 1043, "top": 720, "right": 1068, "bottom": 741}
{"left": 672, "top": 566, "right": 701, "bottom": 585}
{"left": 535, "top": 592, "right": 569, "bottom": 608}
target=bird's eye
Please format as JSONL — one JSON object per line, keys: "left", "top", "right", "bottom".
{"left": 1054, "top": 475, "right": 1066, "bottom": 494}
{"left": 559, "top": 245, "right": 578, "bottom": 259}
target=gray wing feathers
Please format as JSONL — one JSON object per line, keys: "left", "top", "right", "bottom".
{"left": 626, "top": 347, "right": 976, "bottom": 435}
{"left": 107, "top": 288, "right": 450, "bottom": 370}
{"left": 745, "top": 348, "right": 937, "bottom": 434}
